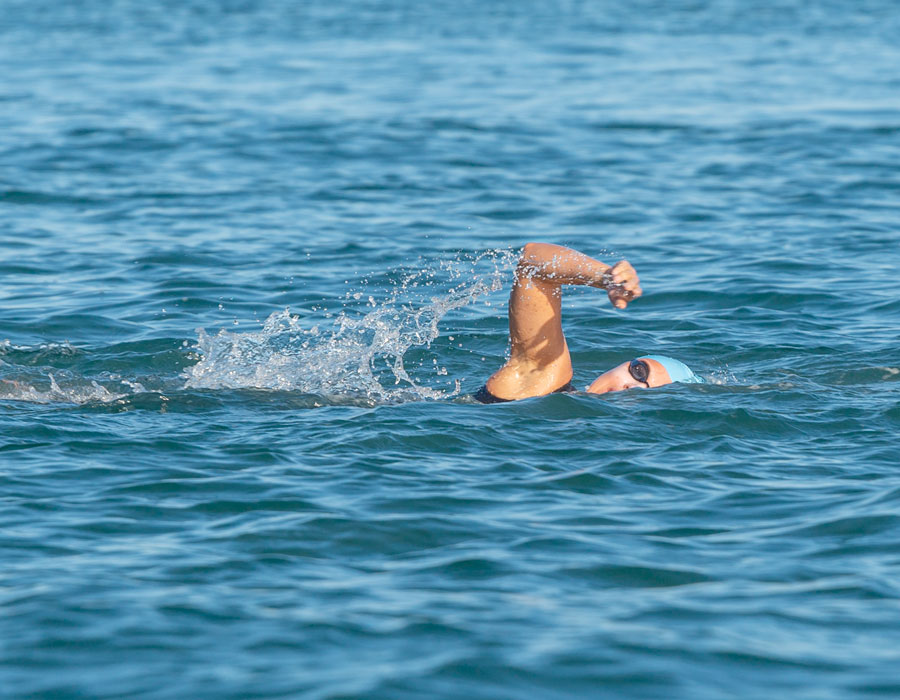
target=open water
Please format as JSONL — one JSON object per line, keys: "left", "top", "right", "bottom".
{"left": 2, "top": 1, "right": 900, "bottom": 697}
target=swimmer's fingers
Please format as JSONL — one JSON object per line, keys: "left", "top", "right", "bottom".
{"left": 605, "top": 260, "right": 642, "bottom": 309}
{"left": 608, "top": 284, "right": 639, "bottom": 309}
{"left": 604, "top": 262, "right": 639, "bottom": 290}
{"left": 608, "top": 288, "right": 632, "bottom": 309}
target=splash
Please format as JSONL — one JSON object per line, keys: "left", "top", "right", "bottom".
{"left": 701, "top": 364, "right": 736, "bottom": 386}
{"left": 0, "top": 341, "right": 149, "bottom": 405}
{"left": 0, "top": 372, "right": 136, "bottom": 405}
{"left": 1, "top": 251, "right": 516, "bottom": 405}
{"left": 183, "top": 249, "right": 516, "bottom": 401}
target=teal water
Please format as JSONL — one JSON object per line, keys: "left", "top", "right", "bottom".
{"left": 3, "top": 2, "right": 900, "bottom": 697}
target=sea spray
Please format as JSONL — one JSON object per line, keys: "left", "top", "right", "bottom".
{"left": 183, "top": 249, "right": 517, "bottom": 400}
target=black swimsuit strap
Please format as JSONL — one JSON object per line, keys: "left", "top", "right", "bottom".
{"left": 474, "top": 379, "right": 576, "bottom": 404}
{"left": 473, "top": 385, "right": 511, "bottom": 404}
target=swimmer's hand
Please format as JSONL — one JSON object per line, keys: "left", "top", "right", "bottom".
{"left": 603, "top": 260, "right": 642, "bottom": 309}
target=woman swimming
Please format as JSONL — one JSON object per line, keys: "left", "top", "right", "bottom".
{"left": 476, "top": 242, "right": 699, "bottom": 403}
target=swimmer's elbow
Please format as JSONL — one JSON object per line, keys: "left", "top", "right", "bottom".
{"left": 519, "top": 242, "right": 553, "bottom": 273}
{"left": 522, "top": 242, "right": 547, "bottom": 260}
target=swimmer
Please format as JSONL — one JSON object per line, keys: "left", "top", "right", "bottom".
{"left": 475, "top": 242, "right": 700, "bottom": 403}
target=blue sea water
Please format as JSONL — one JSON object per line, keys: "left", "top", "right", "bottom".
{"left": 2, "top": 1, "right": 900, "bottom": 697}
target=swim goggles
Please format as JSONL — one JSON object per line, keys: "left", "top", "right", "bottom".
{"left": 629, "top": 359, "right": 651, "bottom": 387}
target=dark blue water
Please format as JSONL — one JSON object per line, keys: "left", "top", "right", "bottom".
{"left": 3, "top": 1, "right": 900, "bottom": 697}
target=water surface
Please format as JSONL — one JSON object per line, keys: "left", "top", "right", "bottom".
{"left": 3, "top": 1, "right": 900, "bottom": 697}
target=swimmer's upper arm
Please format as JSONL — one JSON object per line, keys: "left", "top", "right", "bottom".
{"left": 507, "top": 263, "right": 568, "bottom": 367}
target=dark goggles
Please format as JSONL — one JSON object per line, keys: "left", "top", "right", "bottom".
{"left": 629, "top": 359, "right": 651, "bottom": 387}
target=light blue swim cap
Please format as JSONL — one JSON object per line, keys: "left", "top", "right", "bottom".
{"left": 641, "top": 355, "right": 703, "bottom": 384}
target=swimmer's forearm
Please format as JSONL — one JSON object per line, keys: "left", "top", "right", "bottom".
{"left": 517, "top": 242, "right": 613, "bottom": 288}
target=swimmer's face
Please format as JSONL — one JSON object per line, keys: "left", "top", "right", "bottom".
{"left": 586, "top": 357, "right": 672, "bottom": 394}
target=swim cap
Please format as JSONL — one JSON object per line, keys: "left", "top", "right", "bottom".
{"left": 641, "top": 355, "right": 703, "bottom": 384}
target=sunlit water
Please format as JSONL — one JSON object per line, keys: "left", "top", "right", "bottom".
{"left": 3, "top": 1, "right": 900, "bottom": 698}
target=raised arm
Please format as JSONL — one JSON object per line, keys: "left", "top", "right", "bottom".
{"left": 482, "top": 243, "right": 641, "bottom": 401}
{"left": 516, "top": 243, "right": 640, "bottom": 306}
